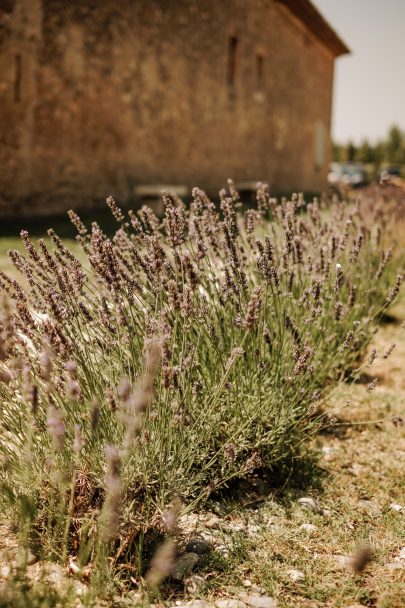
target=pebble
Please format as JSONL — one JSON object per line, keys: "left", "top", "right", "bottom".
{"left": 184, "top": 574, "right": 206, "bottom": 594}
{"left": 178, "top": 513, "right": 200, "bottom": 532}
{"left": 185, "top": 538, "right": 211, "bottom": 555}
{"left": 333, "top": 554, "right": 354, "bottom": 569}
{"left": 171, "top": 552, "right": 199, "bottom": 581}
{"left": 215, "top": 543, "right": 230, "bottom": 558}
{"left": 297, "top": 497, "right": 322, "bottom": 514}
{"left": 204, "top": 515, "right": 223, "bottom": 529}
{"left": 0, "top": 563, "right": 11, "bottom": 578}
{"left": 321, "top": 446, "right": 339, "bottom": 460}
{"left": 386, "top": 562, "right": 405, "bottom": 572}
{"left": 125, "top": 590, "right": 144, "bottom": 604}
{"left": 16, "top": 548, "right": 37, "bottom": 567}
{"left": 27, "top": 562, "right": 86, "bottom": 596}
{"left": 299, "top": 523, "right": 318, "bottom": 533}
{"left": 68, "top": 559, "right": 80, "bottom": 575}
{"left": 0, "top": 549, "right": 36, "bottom": 580}
{"left": 227, "top": 521, "right": 245, "bottom": 533}
{"left": 389, "top": 503, "right": 403, "bottom": 512}
{"left": 247, "top": 523, "right": 261, "bottom": 535}
{"left": 175, "top": 601, "right": 211, "bottom": 608}
{"left": 349, "top": 463, "right": 365, "bottom": 476}
{"left": 287, "top": 569, "right": 305, "bottom": 582}
{"left": 267, "top": 523, "right": 283, "bottom": 534}
{"left": 358, "top": 500, "right": 381, "bottom": 515}
{"left": 239, "top": 592, "right": 277, "bottom": 608}
{"left": 199, "top": 530, "right": 217, "bottom": 544}
{"left": 215, "top": 600, "right": 247, "bottom": 608}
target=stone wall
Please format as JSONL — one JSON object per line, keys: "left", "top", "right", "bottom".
{"left": 0, "top": 0, "right": 336, "bottom": 217}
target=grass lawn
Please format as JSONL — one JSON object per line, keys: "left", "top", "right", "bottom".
{"left": 0, "top": 236, "right": 85, "bottom": 276}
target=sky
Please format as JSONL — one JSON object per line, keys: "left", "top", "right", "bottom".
{"left": 313, "top": 0, "right": 405, "bottom": 144}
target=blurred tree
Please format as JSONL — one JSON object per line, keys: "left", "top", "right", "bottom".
{"left": 333, "top": 125, "right": 405, "bottom": 168}
{"left": 346, "top": 141, "right": 357, "bottom": 162}
{"left": 332, "top": 142, "right": 344, "bottom": 162}
{"left": 373, "top": 142, "right": 385, "bottom": 166}
{"left": 358, "top": 139, "right": 374, "bottom": 163}
{"left": 386, "top": 125, "right": 404, "bottom": 164}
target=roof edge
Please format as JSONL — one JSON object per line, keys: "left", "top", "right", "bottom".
{"left": 276, "top": 0, "right": 350, "bottom": 57}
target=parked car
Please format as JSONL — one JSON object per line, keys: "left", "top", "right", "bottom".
{"left": 377, "top": 165, "right": 402, "bottom": 183}
{"left": 327, "top": 162, "right": 368, "bottom": 189}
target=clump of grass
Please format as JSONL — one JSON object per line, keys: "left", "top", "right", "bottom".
{"left": 0, "top": 183, "right": 400, "bottom": 589}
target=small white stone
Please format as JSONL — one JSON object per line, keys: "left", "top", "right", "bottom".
{"left": 178, "top": 513, "right": 200, "bottom": 532}
{"left": 321, "top": 445, "right": 339, "bottom": 460}
{"left": 299, "top": 523, "right": 318, "bottom": 533}
{"left": 243, "top": 579, "right": 253, "bottom": 587}
{"left": 333, "top": 554, "right": 354, "bottom": 569}
{"left": 68, "top": 559, "right": 80, "bottom": 574}
{"left": 0, "top": 564, "right": 11, "bottom": 578}
{"left": 176, "top": 601, "right": 211, "bottom": 608}
{"left": 358, "top": 500, "right": 381, "bottom": 516}
{"left": 204, "top": 515, "right": 223, "bottom": 529}
{"left": 297, "top": 497, "right": 322, "bottom": 514}
{"left": 267, "top": 523, "right": 283, "bottom": 534}
{"left": 239, "top": 592, "right": 277, "bottom": 608}
{"left": 349, "top": 463, "right": 365, "bottom": 476}
{"left": 215, "top": 543, "right": 230, "bottom": 558}
{"left": 288, "top": 569, "right": 305, "bottom": 582}
{"left": 386, "top": 562, "right": 404, "bottom": 572}
{"left": 126, "top": 591, "right": 144, "bottom": 604}
{"left": 389, "top": 503, "right": 403, "bottom": 512}
{"left": 227, "top": 521, "right": 245, "bottom": 532}
{"left": 215, "top": 600, "right": 247, "bottom": 608}
{"left": 184, "top": 574, "right": 206, "bottom": 594}
{"left": 27, "top": 562, "right": 65, "bottom": 587}
{"left": 200, "top": 531, "right": 217, "bottom": 544}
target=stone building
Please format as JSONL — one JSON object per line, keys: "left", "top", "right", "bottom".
{"left": 0, "top": 0, "right": 348, "bottom": 217}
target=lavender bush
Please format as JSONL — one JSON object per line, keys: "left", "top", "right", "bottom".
{"left": 0, "top": 182, "right": 400, "bottom": 585}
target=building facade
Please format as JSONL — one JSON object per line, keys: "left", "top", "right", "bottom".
{"left": 0, "top": 0, "right": 348, "bottom": 216}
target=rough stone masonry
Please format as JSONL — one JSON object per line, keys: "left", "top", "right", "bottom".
{"left": 0, "top": 0, "right": 348, "bottom": 217}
